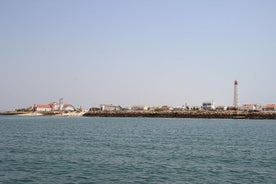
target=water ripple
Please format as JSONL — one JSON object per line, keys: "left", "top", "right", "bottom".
{"left": 0, "top": 117, "right": 276, "bottom": 183}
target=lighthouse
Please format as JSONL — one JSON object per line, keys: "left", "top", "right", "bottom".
{"left": 233, "top": 80, "right": 239, "bottom": 108}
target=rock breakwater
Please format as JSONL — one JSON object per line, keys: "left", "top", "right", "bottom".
{"left": 83, "top": 110, "right": 276, "bottom": 119}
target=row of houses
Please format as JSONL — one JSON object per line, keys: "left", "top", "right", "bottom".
{"left": 32, "top": 101, "right": 276, "bottom": 113}
{"left": 212, "top": 104, "right": 276, "bottom": 111}
{"left": 97, "top": 103, "right": 276, "bottom": 112}
{"left": 262, "top": 104, "right": 276, "bottom": 111}
{"left": 99, "top": 104, "right": 175, "bottom": 112}
{"left": 202, "top": 102, "right": 276, "bottom": 111}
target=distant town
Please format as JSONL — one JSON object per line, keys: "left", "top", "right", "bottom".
{"left": 1, "top": 81, "right": 276, "bottom": 119}
{"left": 17, "top": 81, "right": 276, "bottom": 112}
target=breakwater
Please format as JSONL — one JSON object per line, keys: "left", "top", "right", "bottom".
{"left": 84, "top": 110, "right": 276, "bottom": 119}
{"left": 2, "top": 111, "right": 276, "bottom": 119}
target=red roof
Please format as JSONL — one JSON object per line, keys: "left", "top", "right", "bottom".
{"left": 63, "top": 104, "right": 70, "bottom": 108}
{"left": 34, "top": 104, "right": 51, "bottom": 108}
{"left": 264, "top": 104, "right": 276, "bottom": 109}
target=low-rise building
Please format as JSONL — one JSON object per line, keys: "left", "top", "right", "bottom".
{"left": 172, "top": 107, "right": 185, "bottom": 111}
{"left": 263, "top": 104, "right": 276, "bottom": 111}
{"left": 100, "top": 104, "right": 122, "bottom": 111}
{"left": 33, "top": 104, "right": 52, "bottom": 112}
{"left": 130, "top": 105, "right": 146, "bottom": 111}
{"left": 202, "top": 101, "right": 216, "bottom": 110}
{"left": 160, "top": 105, "right": 171, "bottom": 111}
{"left": 216, "top": 106, "right": 227, "bottom": 111}
{"left": 148, "top": 106, "right": 158, "bottom": 111}
{"left": 239, "top": 104, "right": 257, "bottom": 111}
{"left": 33, "top": 99, "right": 75, "bottom": 112}
{"left": 227, "top": 106, "right": 237, "bottom": 110}
{"left": 89, "top": 107, "right": 101, "bottom": 111}
{"left": 63, "top": 104, "right": 76, "bottom": 111}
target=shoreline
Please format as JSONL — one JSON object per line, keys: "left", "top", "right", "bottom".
{"left": 1, "top": 110, "right": 276, "bottom": 119}
{"left": 84, "top": 110, "right": 276, "bottom": 120}
{"left": 0, "top": 111, "right": 85, "bottom": 117}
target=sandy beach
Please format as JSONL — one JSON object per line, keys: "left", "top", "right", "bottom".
{"left": 0, "top": 111, "right": 85, "bottom": 117}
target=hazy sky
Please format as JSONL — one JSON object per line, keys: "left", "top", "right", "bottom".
{"left": 1, "top": 0, "right": 276, "bottom": 111}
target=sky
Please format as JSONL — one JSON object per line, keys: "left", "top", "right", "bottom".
{"left": 0, "top": 0, "right": 276, "bottom": 111}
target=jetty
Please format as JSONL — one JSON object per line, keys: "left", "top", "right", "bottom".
{"left": 1, "top": 110, "right": 276, "bottom": 119}
{"left": 83, "top": 110, "right": 276, "bottom": 120}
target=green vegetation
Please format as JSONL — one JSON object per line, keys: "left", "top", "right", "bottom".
{"left": 15, "top": 106, "right": 33, "bottom": 112}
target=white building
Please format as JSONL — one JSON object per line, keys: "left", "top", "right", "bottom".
{"left": 100, "top": 104, "right": 122, "bottom": 111}
{"left": 33, "top": 99, "right": 75, "bottom": 112}
{"left": 216, "top": 106, "right": 227, "bottom": 111}
{"left": 202, "top": 101, "right": 216, "bottom": 110}
{"left": 33, "top": 104, "right": 52, "bottom": 112}
{"left": 130, "top": 105, "right": 145, "bottom": 111}
{"left": 239, "top": 104, "right": 257, "bottom": 111}
{"left": 130, "top": 105, "right": 149, "bottom": 111}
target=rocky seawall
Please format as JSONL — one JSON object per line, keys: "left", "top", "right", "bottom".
{"left": 2, "top": 111, "right": 276, "bottom": 119}
{"left": 83, "top": 111, "right": 276, "bottom": 120}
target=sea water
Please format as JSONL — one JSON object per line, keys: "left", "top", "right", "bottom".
{"left": 0, "top": 116, "right": 275, "bottom": 183}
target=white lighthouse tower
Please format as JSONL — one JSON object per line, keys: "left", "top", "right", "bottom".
{"left": 233, "top": 80, "right": 239, "bottom": 108}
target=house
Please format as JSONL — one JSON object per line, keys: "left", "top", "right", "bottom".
{"left": 148, "top": 106, "right": 160, "bottom": 111}
{"left": 172, "top": 107, "right": 184, "bottom": 111}
{"left": 160, "top": 105, "right": 171, "bottom": 111}
{"left": 33, "top": 104, "right": 52, "bottom": 112}
{"left": 263, "top": 104, "right": 276, "bottom": 111}
{"left": 33, "top": 99, "right": 75, "bottom": 112}
{"left": 239, "top": 104, "right": 257, "bottom": 111}
{"left": 186, "top": 106, "right": 200, "bottom": 111}
{"left": 49, "top": 102, "right": 59, "bottom": 111}
{"left": 89, "top": 107, "right": 101, "bottom": 111}
{"left": 63, "top": 104, "right": 76, "bottom": 111}
{"left": 202, "top": 101, "right": 216, "bottom": 110}
{"left": 100, "top": 104, "right": 122, "bottom": 111}
{"left": 227, "top": 106, "right": 237, "bottom": 110}
{"left": 216, "top": 106, "right": 227, "bottom": 111}
{"left": 130, "top": 105, "right": 146, "bottom": 111}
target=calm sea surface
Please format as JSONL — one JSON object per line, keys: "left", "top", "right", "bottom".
{"left": 0, "top": 116, "right": 275, "bottom": 184}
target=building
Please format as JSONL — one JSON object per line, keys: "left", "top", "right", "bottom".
{"left": 49, "top": 102, "right": 59, "bottom": 111}
{"left": 63, "top": 104, "right": 76, "bottom": 111}
{"left": 227, "top": 106, "right": 237, "bottom": 110}
{"left": 160, "top": 105, "right": 171, "bottom": 111}
{"left": 202, "top": 101, "right": 216, "bottom": 110}
{"left": 130, "top": 105, "right": 146, "bottom": 111}
{"left": 216, "top": 106, "right": 227, "bottom": 111}
{"left": 148, "top": 106, "right": 160, "bottom": 111}
{"left": 100, "top": 104, "right": 122, "bottom": 111}
{"left": 263, "top": 104, "right": 276, "bottom": 111}
{"left": 239, "top": 104, "right": 257, "bottom": 111}
{"left": 33, "top": 99, "right": 75, "bottom": 112}
{"left": 33, "top": 104, "right": 52, "bottom": 112}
